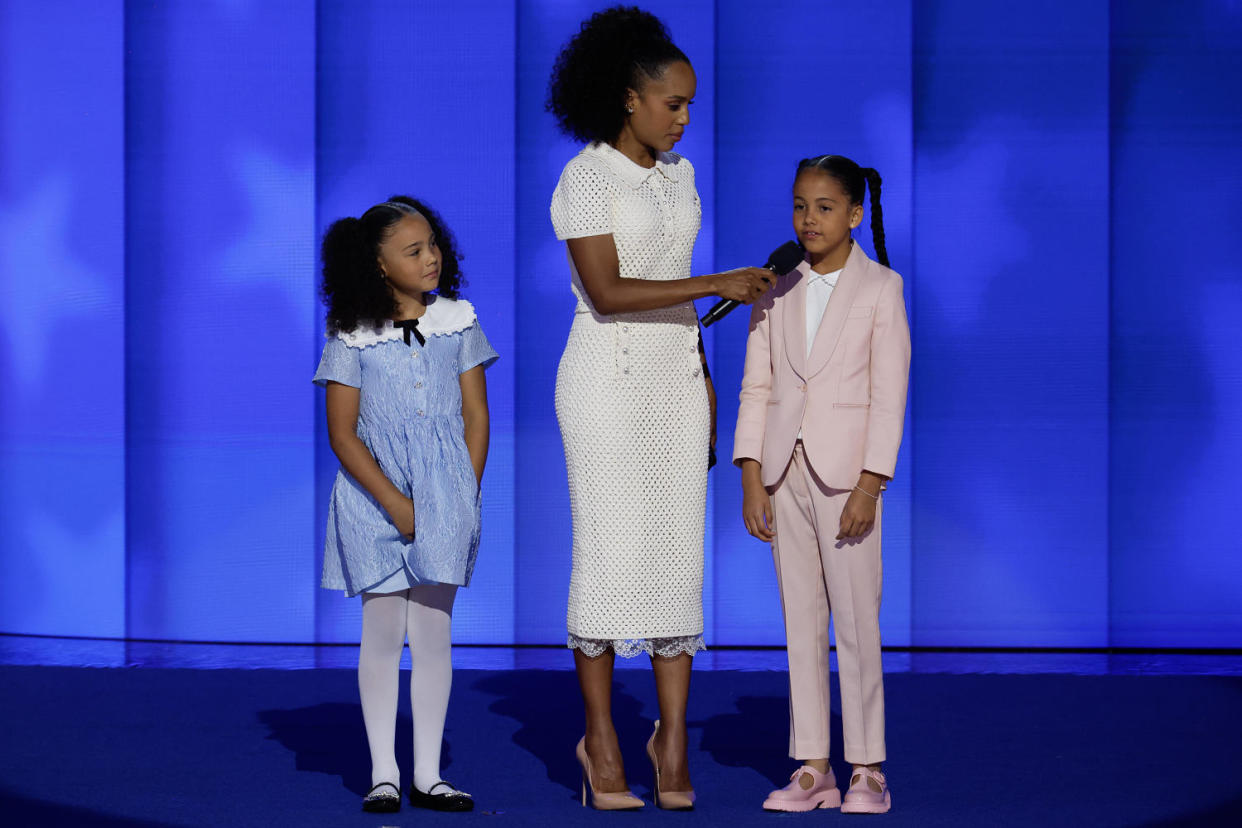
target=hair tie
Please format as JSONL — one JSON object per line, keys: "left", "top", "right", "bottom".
{"left": 363, "top": 200, "right": 422, "bottom": 219}
{"left": 380, "top": 201, "right": 418, "bottom": 213}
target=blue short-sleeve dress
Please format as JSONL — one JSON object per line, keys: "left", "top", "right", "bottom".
{"left": 313, "top": 296, "right": 498, "bottom": 596}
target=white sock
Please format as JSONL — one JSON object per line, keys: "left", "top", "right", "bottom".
{"left": 407, "top": 583, "right": 457, "bottom": 793}
{"left": 358, "top": 589, "right": 408, "bottom": 789}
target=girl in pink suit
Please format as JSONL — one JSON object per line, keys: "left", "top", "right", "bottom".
{"left": 733, "top": 155, "right": 910, "bottom": 815}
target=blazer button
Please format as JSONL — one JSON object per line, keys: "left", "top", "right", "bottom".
{"left": 799, "top": 383, "right": 807, "bottom": 392}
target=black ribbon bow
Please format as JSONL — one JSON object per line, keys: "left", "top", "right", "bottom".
{"left": 394, "top": 319, "right": 425, "bottom": 346}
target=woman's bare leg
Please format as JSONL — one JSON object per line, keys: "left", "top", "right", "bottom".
{"left": 650, "top": 652, "right": 692, "bottom": 791}
{"left": 575, "top": 647, "right": 629, "bottom": 792}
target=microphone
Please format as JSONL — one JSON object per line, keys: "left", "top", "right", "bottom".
{"left": 699, "top": 240, "right": 804, "bottom": 327}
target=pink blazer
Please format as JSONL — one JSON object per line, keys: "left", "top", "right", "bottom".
{"left": 733, "top": 242, "right": 910, "bottom": 489}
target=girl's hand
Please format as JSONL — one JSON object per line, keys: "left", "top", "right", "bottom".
{"left": 712, "top": 267, "right": 773, "bottom": 303}
{"left": 386, "top": 495, "right": 415, "bottom": 540}
{"left": 837, "top": 489, "right": 877, "bottom": 540}
{"left": 742, "top": 478, "right": 776, "bottom": 542}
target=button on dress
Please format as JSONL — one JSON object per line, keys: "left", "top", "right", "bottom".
{"left": 550, "top": 142, "right": 708, "bottom": 657}
{"left": 313, "top": 297, "right": 498, "bottom": 596}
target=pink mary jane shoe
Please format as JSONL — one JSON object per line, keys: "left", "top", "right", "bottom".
{"left": 840, "top": 766, "right": 891, "bottom": 814}
{"left": 762, "top": 765, "right": 841, "bottom": 812}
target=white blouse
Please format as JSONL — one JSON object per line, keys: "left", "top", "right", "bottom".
{"left": 550, "top": 141, "right": 702, "bottom": 314}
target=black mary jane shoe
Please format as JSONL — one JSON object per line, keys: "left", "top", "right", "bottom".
{"left": 362, "top": 781, "right": 402, "bottom": 813}
{"left": 409, "top": 780, "right": 475, "bottom": 812}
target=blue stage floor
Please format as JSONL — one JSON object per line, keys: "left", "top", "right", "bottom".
{"left": 3, "top": 636, "right": 1241, "bottom": 826}
{"left": 3, "top": 660, "right": 1242, "bottom": 826}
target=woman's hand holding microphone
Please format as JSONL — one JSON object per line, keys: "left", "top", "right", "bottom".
{"left": 711, "top": 267, "right": 774, "bottom": 303}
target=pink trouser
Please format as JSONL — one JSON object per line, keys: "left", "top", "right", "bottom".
{"left": 770, "top": 443, "right": 886, "bottom": 765}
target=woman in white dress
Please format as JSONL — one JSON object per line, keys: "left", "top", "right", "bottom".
{"left": 547, "top": 7, "right": 773, "bottom": 810}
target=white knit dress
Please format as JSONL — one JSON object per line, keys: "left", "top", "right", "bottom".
{"left": 550, "top": 141, "right": 708, "bottom": 658}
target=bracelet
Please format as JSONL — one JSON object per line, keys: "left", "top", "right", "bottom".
{"left": 853, "top": 485, "right": 879, "bottom": 500}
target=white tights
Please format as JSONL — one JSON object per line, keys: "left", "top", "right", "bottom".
{"left": 358, "top": 583, "right": 456, "bottom": 793}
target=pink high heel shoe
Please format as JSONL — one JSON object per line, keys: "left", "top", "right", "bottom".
{"left": 576, "top": 737, "right": 644, "bottom": 810}
{"left": 840, "top": 766, "right": 891, "bottom": 814}
{"left": 762, "top": 765, "right": 841, "bottom": 812}
{"left": 646, "top": 720, "right": 696, "bottom": 810}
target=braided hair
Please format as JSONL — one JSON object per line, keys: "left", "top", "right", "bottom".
{"left": 795, "top": 155, "right": 888, "bottom": 267}
{"left": 320, "top": 196, "right": 465, "bottom": 335}
{"left": 547, "top": 6, "right": 689, "bottom": 144}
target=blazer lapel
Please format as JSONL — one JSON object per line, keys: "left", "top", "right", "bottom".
{"left": 805, "top": 242, "right": 869, "bottom": 378}
{"left": 782, "top": 261, "right": 811, "bottom": 380}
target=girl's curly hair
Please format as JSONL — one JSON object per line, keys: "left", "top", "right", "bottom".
{"left": 320, "top": 195, "right": 465, "bottom": 334}
{"left": 547, "top": 6, "right": 689, "bottom": 144}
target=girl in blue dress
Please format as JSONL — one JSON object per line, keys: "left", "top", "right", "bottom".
{"left": 313, "top": 196, "right": 497, "bottom": 814}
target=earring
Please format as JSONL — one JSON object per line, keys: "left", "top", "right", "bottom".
{"left": 625, "top": 105, "right": 634, "bottom": 114}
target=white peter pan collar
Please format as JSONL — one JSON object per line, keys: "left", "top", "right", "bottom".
{"left": 584, "top": 141, "right": 683, "bottom": 189}
{"left": 335, "top": 296, "right": 478, "bottom": 349}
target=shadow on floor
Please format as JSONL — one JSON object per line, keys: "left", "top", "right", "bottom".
{"left": 258, "top": 701, "right": 453, "bottom": 797}
{"left": 470, "top": 668, "right": 651, "bottom": 802}
{"left": 696, "top": 683, "right": 854, "bottom": 792}
{"left": 0, "top": 790, "right": 170, "bottom": 827}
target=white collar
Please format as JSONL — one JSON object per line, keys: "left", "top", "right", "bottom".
{"left": 583, "top": 141, "right": 683, "bottom": 189}
{"left": 795, "top": 259, "right": 843, "bottom": 287}
{"left": 807, "top": 267, "right": 842, "bottom": 287}
{"left": 335, "top": 296, "right": 477, "bottom": 349}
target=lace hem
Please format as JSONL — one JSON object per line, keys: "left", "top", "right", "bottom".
{"left": 567, "top": 633, "right": 706, "bottom": 659}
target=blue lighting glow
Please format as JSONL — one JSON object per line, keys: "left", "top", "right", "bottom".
{"left": 1, "top": 0, "right": 1237, "bottom": 650}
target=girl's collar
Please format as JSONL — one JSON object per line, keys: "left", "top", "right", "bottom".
{"left": 335, "top": 296, "right": 477, "bottom": 349}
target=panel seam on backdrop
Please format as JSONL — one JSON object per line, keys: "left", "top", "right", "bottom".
{"left": 312, "top": 0, "right": 322, "bottom": 642}
{"left": 1105, "top": 0, "right": 1114, "bottom": 651}
{"left": 512, "top": 0, "right": 521, "bottom": 640}
{"left": 908, "top": 0, "right": 918, "bottom": 650}
{"left": 711, "top": 0, "right": 720, "bottom": 645}
{"left": 122, "top": 0, "right": 132, "bottom": 643}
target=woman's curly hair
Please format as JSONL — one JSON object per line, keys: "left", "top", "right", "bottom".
{"left": 547, "top": 6, "right": 689, "bottom": 144}
{"left": 320, "top": 195, "right": 465, "bottom": 334}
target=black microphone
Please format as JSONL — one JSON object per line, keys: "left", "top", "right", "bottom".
{"left": 699, "top": 240, "right": 804, "bottom": 327}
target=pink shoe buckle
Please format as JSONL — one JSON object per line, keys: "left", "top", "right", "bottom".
{"left": 841, "top": 767, "right": 891, "bottom": 814}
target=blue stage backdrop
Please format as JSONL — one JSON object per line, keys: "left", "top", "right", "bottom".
{"left": 0, "top": 1, "right": 1238, "bottom": 649}
{"left": 911, "top": 1, "right": 1112, "bottom": 647}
